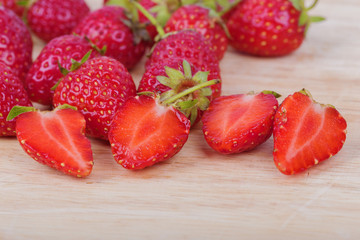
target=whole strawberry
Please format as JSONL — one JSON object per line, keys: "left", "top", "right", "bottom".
{"left": 165, "top": 5, "right": 228, "bottom": 60}
{"left": 53, "top": 56, "right": 136, "bottom": 140}
{"left": 0, "top": 0, "right": 26, "bottom": 17}
{"left": 226, "top": 0, "right": 324, "bottom": 56}
{"left": 0, "top": 6, "right": 32, "bottom": 83}
{"left": 73, "top": 6, "right": 147, "bottom": 70}
{"left": 8, "top": 105, "right": 94, "bottom": 177}
{"left": 27, "top": 0, "right": 90, "bottom": 42}
{"left": 25, "top": 35, "right": 100, "bottom": 106}
{"left": 273, "top": 89, "right": 347, "bottom": 175}
{"left": 0, "top": 62, "right": 32, "bottom": 137}
{"left": 138, "top": 59, "right": 221, "bottom": 125}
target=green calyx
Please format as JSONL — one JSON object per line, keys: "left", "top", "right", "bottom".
{"left": 261, "top": 90, "right": 281, "bottom": 98}
{"left": 289, "top": 0, "right": 325, "bottom": 33}
{"left": 51, "top": 50, "right": 93, "bottom": 91}
{"left": 16, "top": 0, "right": 30, "bottom": 7}
{"left": 6, "top": 104, "right": 77, "bottom": 121}
{"left": 157, "top": 60, "right": 220, "bottom": 125}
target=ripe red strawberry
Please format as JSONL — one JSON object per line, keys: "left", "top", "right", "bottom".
{"left": 0, "top": 62, "right": 32, "bottom": 137}
{"left": 226, "top": 0, "right": 324, "bottom": 56}
{"left": 202, "top": 91, "right": 279, "bottom": 154}
{"left": 273, "top": 89, "right": 347, "bottom": 175}
{"left": 25, "top": 35, "right": 100, "bottom": 106}
{"left": 0, "top": 6, "right": 32, "bottom": 83}
{"left": 138, "top": 59, "right": 221, "bottom": 125}
{"left": 109, "top": 95, "right": 191, "bottom": 170}
{"left": 164, "top": 5, "right": 228, "bottom": 60}
{"left": 53, "top": 56, "right": 136, "bottom": 140}
{"left": 7, "top": 105, "right": 93, "bottom": 177}
{"left": 0, "top": 0, "right": 26, "bottom": 17}
{"left": 73, "top": 6, "right": 147, "bottom": 70}
{"left": 27, "top": 0, "right": 90, "bottom": 42}
{"left": 146, "top": 30, "right": 220, "bottom": 83}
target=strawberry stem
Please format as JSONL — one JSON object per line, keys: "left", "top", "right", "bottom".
{"left": 132, "top": 0, "right": 166, "bottom": 37}
{"left": 161, "top": 79, "right": 220, "bottom": 105}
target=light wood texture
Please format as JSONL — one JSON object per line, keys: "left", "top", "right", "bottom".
{"left": 1, "top": 0, "right": 360, "bottom": 239}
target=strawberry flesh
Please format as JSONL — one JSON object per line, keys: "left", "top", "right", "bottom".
{"left": 202, "top": 93, "right": 278, "bottom": 154}
{"left": 273, "top": 91, "right": 347, "bottom": 175}
{"left": 16, "top": 108, "right": 93, "bottom": 177}
{"left": 109, "top": 95, "right": 190, "bottom": 170}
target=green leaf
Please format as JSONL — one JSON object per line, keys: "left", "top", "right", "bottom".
{"left": 16, "top": 0, "right": 30, "bottom": 6}
{"left": 58, "top": 62, "right": 69, "bottom": 76}
{"left": 198, "top": 97, "right": 210, "bottom": 111}
{"left": 6, "top": 106, "right": 37, "bottom": 121}
{"left": 165, "top": 66, "right": 185, "bottom": 82}
{"left": 189, "top": 107, "right": 198, "bottom": 126}
{"left": 310, "top": 16, "right": 326, "bottom": 23}
{"left": 261, "top": 90, "right": 281, "bottom": 98}
{"left": 156, "top": 76, "right": 178, "bottom": 88}
{"left": 201, "top": 87, "right": 212, "bottom": 97}
{"left": 69, "top": 50, "right": 92, "bottom": 72}
{"left": 56, "top": 104, "right": 77, "bottom": 111}
{"left": 182, "top": 60, "right": 192, "bottom": 79}
{"left": 178, "top": 100, "right": 198, "bottom": 110}
{"left": 289, "top": 0, "right": 301, "bottom": 10}
{"left": 193, "top": 71, "right": 209, "bottom": 83}
{"left": 298, "top": 10, "right": 308, "bottom": 26}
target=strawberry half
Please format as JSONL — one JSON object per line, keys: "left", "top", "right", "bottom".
{"left": 7, "top": 105, "right": 93, "bottom": 177}
{"left": 109, "top": 95, "right": 191, "bottom": 170}
{"left": 202, "top": 91, "right": 279, "bottom": 154}
{"left": 273, "top": 89, "right": 347, "bottom": 175}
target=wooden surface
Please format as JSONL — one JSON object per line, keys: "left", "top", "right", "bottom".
{"left": 1, "top": 0, "right": 360, "bottom": 239}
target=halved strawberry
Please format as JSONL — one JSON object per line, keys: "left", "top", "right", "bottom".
{"left": 273, "top": 89, "right": 347, "bottom": 175}
{"left": 202, "top": 91, "right": 279, "bottom": 154}
{"left": 109, "top": 95, "right": 191, "bottom": 170}
{"left": 7, "top": 105, "right": 93, "bottom": 177}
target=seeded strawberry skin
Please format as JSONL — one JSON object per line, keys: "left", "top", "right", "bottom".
{"left": 53, "top": 56, "right": 137, "bottom": 140}
{"left": 0, "top": 0, "right": 25, "bottom": 17}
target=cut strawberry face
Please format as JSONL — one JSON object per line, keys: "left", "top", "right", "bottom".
{"left": 273, "top": 90, "right": 347, "bottom": 175}
{"left": 109, "top": 95, "right": 191, "bottom": 170}
{"left": 10, "top": 106, "right": 93, "bottom": 177}
{"left": 202, "top": 92, "right": 278, "bottom": 154}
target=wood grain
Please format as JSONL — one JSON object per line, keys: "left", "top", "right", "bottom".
{"left": 1, "top": 0, "right": 360, "bottom": 239}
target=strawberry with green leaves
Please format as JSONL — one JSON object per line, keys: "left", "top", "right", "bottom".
{"left": 53, "top": 56, "right": 136, "bottom": 140}
{"left": 202, "top": 91, "right": 279, "bottom": 154}
{"left": 273, "top": 89, "right": 347, "bottom": 175}
{"left": 164, "top": 4, "right": 228, "bottom": 60}
{"left": 226, "top": 0, "right": 325, "bottom": 56}
{"left": 138, "top": 59, "right": 221, "bottom": 125}
{"left": 109, "top": 78, "right": 219, "bottom": 170}
{"left": 0, "top": 62, "right": 32, "bottom": 137}
{"left": 7, "top": 105, "right": 93, "bottom": 177}
{"left": 25, "top": 35, "right": 101, "bottom": 106}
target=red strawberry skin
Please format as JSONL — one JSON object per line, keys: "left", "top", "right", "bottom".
{"left": 0, "top": 7, "right": 32, "bottom": 83}
{"left": 0, "top": 63, "right": 32, "bottom": 136}
{"left": 165, "top": 5, "right": 228, "bottom": 60}
{"left": 73, "top": 6, "right": 146, "bottom": 70}
{"left": 0, "top": 0, "right": 25, "bottom": 16}
{"left": 53, "top": 56, "right": 137, "bottom": 140}
{"left": 16, "top": 108, "right": 93, "bottom": 177}
{"left": 109, "top": 95, "right": 190, "bottom": 170}
{"left": 27, "top": 0, "right": 90, "bottom": 42}
{"left": 273, "top": 91, "right": 347, "bottom": 175}
{"left": 202, "top": 93, "right": 278, "bottom": 154}
{"left": 226, "top": 0, "right": 305, "bottom": 56}
{"left": 25, "top": 35, "right": 100, "bottom": 106}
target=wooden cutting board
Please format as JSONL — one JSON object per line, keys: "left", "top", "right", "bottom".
{"left": 1, "top": 0, "right": 360, "bottom": 239}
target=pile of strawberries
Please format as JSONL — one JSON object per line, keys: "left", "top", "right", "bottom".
{"left": 0, "top": 0, "right": 347, "bottom": 178}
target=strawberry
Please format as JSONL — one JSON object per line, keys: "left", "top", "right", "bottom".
{"left": 0, "top": 6, "right": 32, "bottom": 83}
{"left": 202, "top": 91, "right": 279, "bottom": 154}
{"left": 27, "top": 0, "right": 90, "bottom": 42}
{"left": 0, "top": 0, "right": 26, "bottom": 17}
{"left": 273, "top": 89, "right": 347, "bottom": 175}
{"left": 138, "top": 59, "right": 221, "bottom": 125}
{"left": 226, "top": 0, "right": 325, "bottom": 56}
{"left": 0, "top": 62, "right": 32, "bottom": 137}
{"left": 73, "top": 6, "right": 147, "bottom": 70}
{"left": 25, "top": 35, "right": 100, "bottom": 106}
{"left": 53, "top": 56, "right": 136, "bottom": 140}
{"left": 109, "top": 77, "right": 218, "bottom": 169}
{"left": 7, "top": 105, "right": 93, "bottom": 177}
{"left": 109, "top": 95, "right": 191, "bottom": 170}
{"left": 164, "top": 5, "right": 228, "bottom": 60}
